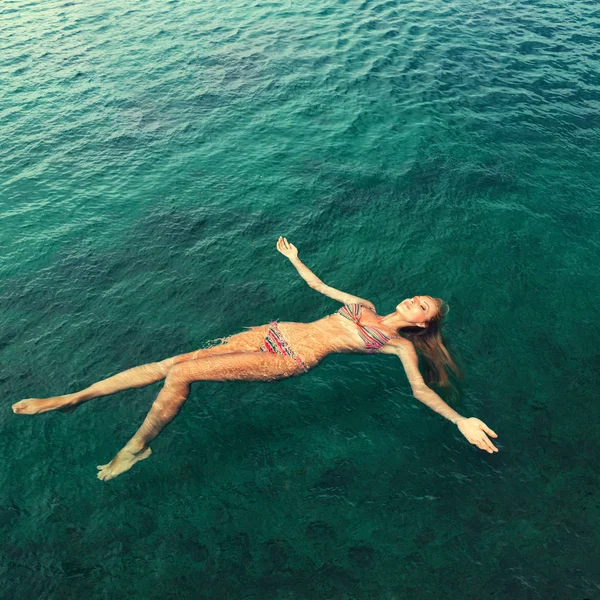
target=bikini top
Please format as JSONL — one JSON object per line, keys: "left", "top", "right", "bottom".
{"left": 336, "top": 303, "right": 391, "bottom": 352}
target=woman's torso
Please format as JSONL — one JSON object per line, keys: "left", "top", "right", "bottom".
{"left": 275, "top": 305, "right": 396, "bottom": 367}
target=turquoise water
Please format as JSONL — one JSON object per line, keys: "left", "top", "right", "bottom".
{"left": 2, "top": 0, "right": 599, "bottom": 597}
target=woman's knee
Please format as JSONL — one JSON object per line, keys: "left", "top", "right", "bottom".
{"left": 154, "top": 356, "right": 192, "bottom": 377}
{"left": 165, "top": 363, "right": 194, "bottom": 386}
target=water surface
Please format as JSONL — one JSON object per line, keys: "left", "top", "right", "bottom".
{"left": 1, "top": 0, "right": 599, "bottom": 598}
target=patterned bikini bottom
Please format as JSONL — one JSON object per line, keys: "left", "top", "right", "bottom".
{"left": 259, "top": 321, "right": 309, "bottom": 374}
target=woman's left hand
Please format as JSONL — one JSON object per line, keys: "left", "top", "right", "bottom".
{"left": 456, "top": 417, "right": 499, "bottom": 453}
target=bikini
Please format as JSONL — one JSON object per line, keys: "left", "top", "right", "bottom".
{"left": 260, "top": 321, "right": 309, "bottom": 374}
{"left": 336, "top": 303, "right": 391, "bottom": 352}
{"left": 259, "top": 303, "right": 391, "bottom": 372}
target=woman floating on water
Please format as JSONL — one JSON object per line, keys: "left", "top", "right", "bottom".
{"left": 13, "top": 238, "right": 499, "bottom": 480}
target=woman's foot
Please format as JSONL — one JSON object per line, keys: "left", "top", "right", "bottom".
{"left": 12, "top": 394, "right": 78, "bottom": 415}
{"left": 97, "top": 446, "right": 152, "bottom": 481}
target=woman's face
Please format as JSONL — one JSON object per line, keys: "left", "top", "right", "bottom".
{"left": 396, "top": 296, "right": 439, "bottom": 324}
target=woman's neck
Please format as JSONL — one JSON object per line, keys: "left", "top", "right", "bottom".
{"left": 380, "top": 312, "right": 412, "bottom": 330}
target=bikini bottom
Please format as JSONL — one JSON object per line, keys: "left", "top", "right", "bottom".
{"left": 259, "top": 321, "right": 309, "bottom": 374}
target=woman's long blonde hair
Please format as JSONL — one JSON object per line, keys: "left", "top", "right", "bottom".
{"left": 399, "top": 298, "right": 459, "bottom": 388}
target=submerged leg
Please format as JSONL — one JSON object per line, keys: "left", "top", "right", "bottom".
{"left": 12, "top": 327, "right": 270, "bottom": 415}
{"left": 11, "top": 360, "right": 173, "bottom": 415}
{"left": 97, "top": 351, "right": 301, "bottom": 481}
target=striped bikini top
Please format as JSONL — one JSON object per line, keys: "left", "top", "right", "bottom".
{"left": 336, "top": 303, "right": 391, "bottom": 352}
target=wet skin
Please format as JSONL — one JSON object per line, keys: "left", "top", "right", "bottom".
{"left": 12, "top": 234, "right": 498, "bottom": 479}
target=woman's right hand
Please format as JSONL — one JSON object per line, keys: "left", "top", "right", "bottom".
{"left": 277, "top": 236, "right": 298, "bottom": 260}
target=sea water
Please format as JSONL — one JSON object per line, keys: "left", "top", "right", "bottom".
{"left": 1, "top": 1, "right": 599, "bottom": 598}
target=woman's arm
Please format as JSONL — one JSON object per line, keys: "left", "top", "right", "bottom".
{"left": 380, "top": 340, "right": 499, "bottom": 453}
{"left": 276, "top": 237, "right": 375, "bottom": 310}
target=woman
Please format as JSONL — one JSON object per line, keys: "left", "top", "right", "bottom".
{"left": 13, "top": 237, "right": 499, "bottom": 481}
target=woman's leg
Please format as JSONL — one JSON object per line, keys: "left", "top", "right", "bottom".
{"left": 12, "top": 327, "right": 270, "bottom": 415}
{"left": 97, "top": 351, "right": 300, "bottom": 481}
{"left": 12, "top": 359, "right": 173, "bottom": 415}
